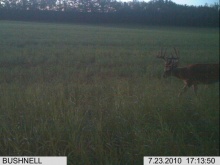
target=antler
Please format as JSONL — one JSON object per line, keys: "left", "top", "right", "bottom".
{"left": 156, "top": 48, "right": 167, "bottom": 61}
{"left": 173, "top": 47, "right": 179, "bottom": 59}
{"left": 169, "top": 47, "right": 180, "bottom": 67}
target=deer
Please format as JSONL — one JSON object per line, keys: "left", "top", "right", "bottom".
{"left": 156, "top": 48, "right": 219, "bottom": 96}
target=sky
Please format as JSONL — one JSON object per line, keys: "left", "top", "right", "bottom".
{"left": 119, "top": 0, "right": 219, "bottom": 6}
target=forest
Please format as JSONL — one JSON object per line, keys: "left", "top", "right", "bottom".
{"left": 0, "top": 0, "right": 219, "bottom": 27}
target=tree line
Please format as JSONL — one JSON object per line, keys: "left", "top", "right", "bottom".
{"left": 0, "top": 0, "right": 219, "bottom": 27}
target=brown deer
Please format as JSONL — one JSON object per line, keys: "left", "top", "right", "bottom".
{"left": 157, "top": 48, "right": 219, "bottom": 96}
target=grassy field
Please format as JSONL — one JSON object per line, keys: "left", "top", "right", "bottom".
{"left": 0, "top": 21, "right": 219, "bottom": 164}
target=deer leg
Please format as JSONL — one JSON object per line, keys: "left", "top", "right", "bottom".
{"left": 178, "top": 84, "right": 188, "bottom": 97}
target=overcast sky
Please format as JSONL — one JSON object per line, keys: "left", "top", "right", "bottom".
{"left": 119, "top": 0, "right": 219, "bottom": 6}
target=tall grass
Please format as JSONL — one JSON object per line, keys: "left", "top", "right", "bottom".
{"left": 0, "top": 21, "right": 219, "bottom": 164}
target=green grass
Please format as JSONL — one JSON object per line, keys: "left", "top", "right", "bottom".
{"left": 0, "top": 21, "right": 219, "bottom": 164}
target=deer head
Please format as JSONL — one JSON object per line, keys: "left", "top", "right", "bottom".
{"left": 157, "top": 48, "right": 180, "bottom": 78}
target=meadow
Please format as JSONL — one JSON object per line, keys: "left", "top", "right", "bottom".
{"left": 0, "top": 21, "right": 219, "bottom": 164}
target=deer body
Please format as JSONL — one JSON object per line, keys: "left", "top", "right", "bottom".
{"left": 157, "top": 48, "right": 219, "bottom": 96}
{"left": 165, "top": 64, "right": 219, "bottom": 96}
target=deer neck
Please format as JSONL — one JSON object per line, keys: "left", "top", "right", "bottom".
{"left": 171, "top": 67, "right": 188, "bottom": 79}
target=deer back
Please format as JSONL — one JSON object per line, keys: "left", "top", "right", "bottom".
{"left": 186, "top": 64, "right": 219, "bottom": 84}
